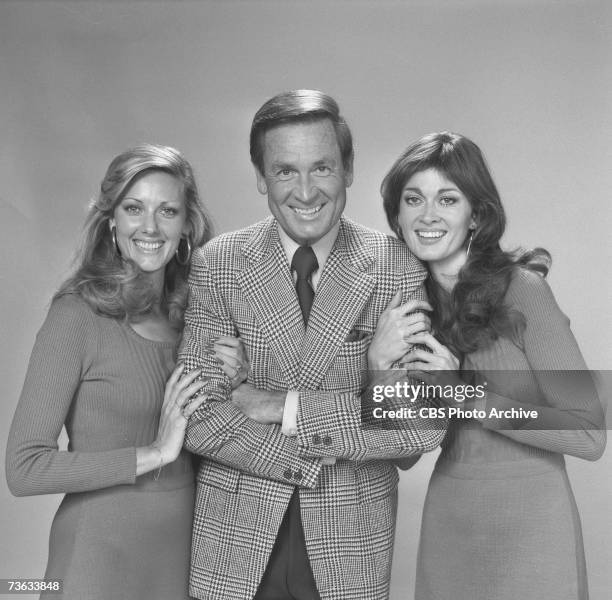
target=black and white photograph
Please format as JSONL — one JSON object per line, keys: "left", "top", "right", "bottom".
{"left": 1, "top": 1, "right": 610, "bottom": 599}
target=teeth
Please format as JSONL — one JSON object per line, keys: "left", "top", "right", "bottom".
{"left": 134, "top": 240, "right": 164, "bottom": 250}
{"left": 293, "top": 206, "right": 322, "bottom": 215}
{"left": 416, "top": 231, "right": 445, "bottom": 239}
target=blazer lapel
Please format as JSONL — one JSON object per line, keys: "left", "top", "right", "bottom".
{"left": 236, "top": 219, "right": 303, "bottom": 387}
{"left": 299, "top": 218, "right": 376, "bottom": 388}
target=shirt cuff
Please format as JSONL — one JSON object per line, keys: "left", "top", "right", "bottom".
{"left": 281, "top": 390, "right": 300, "bottom": 436}
{"left": 282, "top": 391, "right": 336, "bottom": 465}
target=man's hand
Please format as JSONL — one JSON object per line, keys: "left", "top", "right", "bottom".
{"left": 231, "top": 383, "right": 286, "bottom": 424}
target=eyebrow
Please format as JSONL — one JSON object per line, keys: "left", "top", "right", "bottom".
{"left": 269, "top": 162, "right": 293, "bottom": 171}
{"left": 121, "top": 197, "right": 181, "bottom": 205}
{"left": 269, "top": 157, "right": 337, "bottom": 171}
{"left": 403, "top": 187, "right": 460, "bottom": 194}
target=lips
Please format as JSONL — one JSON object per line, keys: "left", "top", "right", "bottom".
{"left": 292, "top": 205, "right": 323, "bottom": 216}
{"left": 133, "top": 239, "right": 165, "bottom": 251}
{"left": 415, "top": 230, "right": 446, "bottom": 239}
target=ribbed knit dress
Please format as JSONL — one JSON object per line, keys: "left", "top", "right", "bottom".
{"left": 414, "top": 269, "right": 606, "bottom": 600}
{"left": 6, "top": 295, "right": 195, "bottom": 600}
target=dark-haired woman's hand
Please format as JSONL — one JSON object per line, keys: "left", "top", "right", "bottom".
{"left": 400, "top": 332, "right": 466, "bottom": 403}
{"left": 211, "top": 336, "right": 250, "bottom": 390}
{"left": 368, "top": 290, "right": 432, "bottom": 370}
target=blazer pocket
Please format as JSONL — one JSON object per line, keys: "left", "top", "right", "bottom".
{"left": 344, "top": 328, "right": 372, "bottom": 343}
{"left": 338, "top": 335, "right": 371, "bottom": 359}
{"left": 197, "top": 460, "right": 240, "bottom": 494}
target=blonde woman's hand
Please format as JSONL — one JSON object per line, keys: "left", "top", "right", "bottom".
{"left": 152, "top": 363, "right": 207, "bottom": 464}
{"left": 211, "top": 336, "right": 250, "bottom": 390}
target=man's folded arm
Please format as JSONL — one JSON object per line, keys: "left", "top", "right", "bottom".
{"left": 292, "top": 379, "right": 447, "bottom": 462}
{"left": 179, "top": 258, "right": 322, "bottom": 488}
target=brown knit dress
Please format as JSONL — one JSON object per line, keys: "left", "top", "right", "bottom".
{"left": 6, "top": 295, "right": 195, "bottom": 600}
{"left": 414, "top": 269, "right": 605, "bottom": 600}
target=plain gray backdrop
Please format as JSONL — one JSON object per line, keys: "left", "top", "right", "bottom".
{"left": 1, "top": 1, "right": 610, "bottom": 598}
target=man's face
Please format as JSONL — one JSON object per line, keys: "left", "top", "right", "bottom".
{"left": 256, "top": 119, "right": 352, "bottom": 246}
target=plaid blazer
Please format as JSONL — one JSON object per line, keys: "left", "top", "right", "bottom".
{"left": 180, "top": 217, "right": 445, "bottom": 600}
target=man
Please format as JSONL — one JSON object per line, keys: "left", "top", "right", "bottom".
{"left": 180, "top": 90, "right": 445, "bottom": 600}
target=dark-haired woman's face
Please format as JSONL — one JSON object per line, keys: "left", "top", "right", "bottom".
{"left": 398, "top": 168, "right": 474, "bottom": 280}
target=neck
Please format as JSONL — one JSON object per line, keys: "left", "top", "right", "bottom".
{"left": 143, "top": 270, "right": 166, "bottom": 308}
{"left": 427, "top": 250, "right": 468, "bottom": 292}
{"left": 429, "top": 268, "right": 457, "bottom": 292}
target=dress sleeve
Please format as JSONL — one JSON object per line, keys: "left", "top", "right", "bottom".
{"left": 478, "top": 269, "right": 606, "bottom": 461}
{"left": 5, "top": 296, "right": 136, "bottom": 496}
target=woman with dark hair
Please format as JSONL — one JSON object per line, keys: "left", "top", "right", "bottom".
{"left": 6, "top": 144, "right": 227, "bottom": 599}
{"left": 369, "top": 132, "right": 605, "bottom": 600}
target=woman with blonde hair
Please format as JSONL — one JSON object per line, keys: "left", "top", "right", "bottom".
{"left": 7, "top": 144, "right": 217, "bottom": 599}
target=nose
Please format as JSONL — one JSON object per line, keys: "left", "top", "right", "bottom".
{"left": 141, "top": 210, "right": 159, "bottom": 234}
{"left": 420, "top": 201, "right": 440, "bottom": 224}
{"left": 294, "top": 174, "right": 318, "bottom": 204}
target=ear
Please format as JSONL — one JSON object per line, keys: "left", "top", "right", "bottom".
{"left": 469, "top": 216, "right": 477, "bottom": 230}
{"left": 344, "top": 157, "right": 354, "bottom": 188}
{"left": 255, "top": 168, "right": 267, "bottom": 195}
{"left": 109, "top": 218, "right": 116, "bottom": 231}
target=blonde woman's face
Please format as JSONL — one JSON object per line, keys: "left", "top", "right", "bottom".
{"left": 110, "top": 171, "right": 188, "bottom": 277}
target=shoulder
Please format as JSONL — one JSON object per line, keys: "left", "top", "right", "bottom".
{"left": 507, "top": 267, "right": 552, "bottom": 301}
{"left": 47, "top": 293, "right": 96, "bottom": 325}
{"left": 192, "top": 218, "right": 274, "bottom": 266}
{"left": 36, "top": 294, "right": 101, "bottom": 358}
{"left": 341, "top": 217, "right": 426, "bottom": 276}
{"left": 506, "top": 267, "right": 567, "bottom": 322}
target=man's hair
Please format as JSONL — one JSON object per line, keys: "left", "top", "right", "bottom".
{"left": 249, "top": 89, "right": 354, "bottom": 173}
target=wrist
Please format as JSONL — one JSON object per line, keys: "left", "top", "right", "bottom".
{"left": 150, "top": 442, "right": 170, "bottom": 467}
{"left": 367, "top": 352, "right": 389, "bottom": 371}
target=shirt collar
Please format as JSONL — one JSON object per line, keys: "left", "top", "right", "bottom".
{"left": 278, "top": 220, "right": 341, "bottom": 275}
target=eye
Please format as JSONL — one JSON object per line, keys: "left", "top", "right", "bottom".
{"left": 123, "top": 204, "right": 142, "bottom": 215}
{"left": 314, "top": 165, "right": 332, "bottom": 176}
{"left": 439, "top": 196, "right": 458, "bottom": 206}
{"left": 159, "top": 206, "right": 180, "bottom": 217}
{"left": 403, "top": 195, "right": 423, "bottom": 207}
{"left": 276, "top": 169, "right": 295, "bottom": 181}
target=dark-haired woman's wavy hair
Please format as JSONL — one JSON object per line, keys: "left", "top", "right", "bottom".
{"left": 56, "top": 144, "right": 213, "bottom": 329}
{"left": 382, "top": 131, "right": 550, "bottom": 357}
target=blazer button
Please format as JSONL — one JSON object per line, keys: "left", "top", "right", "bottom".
{"left": 294, "top": 469, "right": 303, "bottom": 481}
{"left": 323, "top": 435, "right": 332, "bottom": 446}
{"left": 312, "top": 434, "right": 321, "bottom": 445}
{"left": 283, "top": 469, "right": 293, "bottom": 480}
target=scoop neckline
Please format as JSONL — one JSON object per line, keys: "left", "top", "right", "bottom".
{"left": 120, "top": 319, "right": 179, "bottom": 347}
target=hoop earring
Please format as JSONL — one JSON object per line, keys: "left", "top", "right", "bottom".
{"left": 466, "top": 231, "right": 474, "bottom": 257}
{"left": 111, "top": 226, "right": 121, "bottom": 255}
{"left": 175, "top": 237, "right": 192, "bottom": 266}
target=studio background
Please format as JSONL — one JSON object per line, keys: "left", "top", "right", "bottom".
{"left": 1, "top": 1, "right": 610, "bottom": 598}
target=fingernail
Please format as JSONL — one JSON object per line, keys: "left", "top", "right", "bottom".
{"left": 214, "top": 357, "right": 224, "bottom": 365}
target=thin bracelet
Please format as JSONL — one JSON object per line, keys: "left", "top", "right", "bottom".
{"left": 151, "top": 445, "right": 164, "bottom": 480}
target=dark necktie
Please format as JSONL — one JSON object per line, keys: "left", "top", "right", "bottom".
{"left": 291, "top": 245, "right": 318, "bottom": 324}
